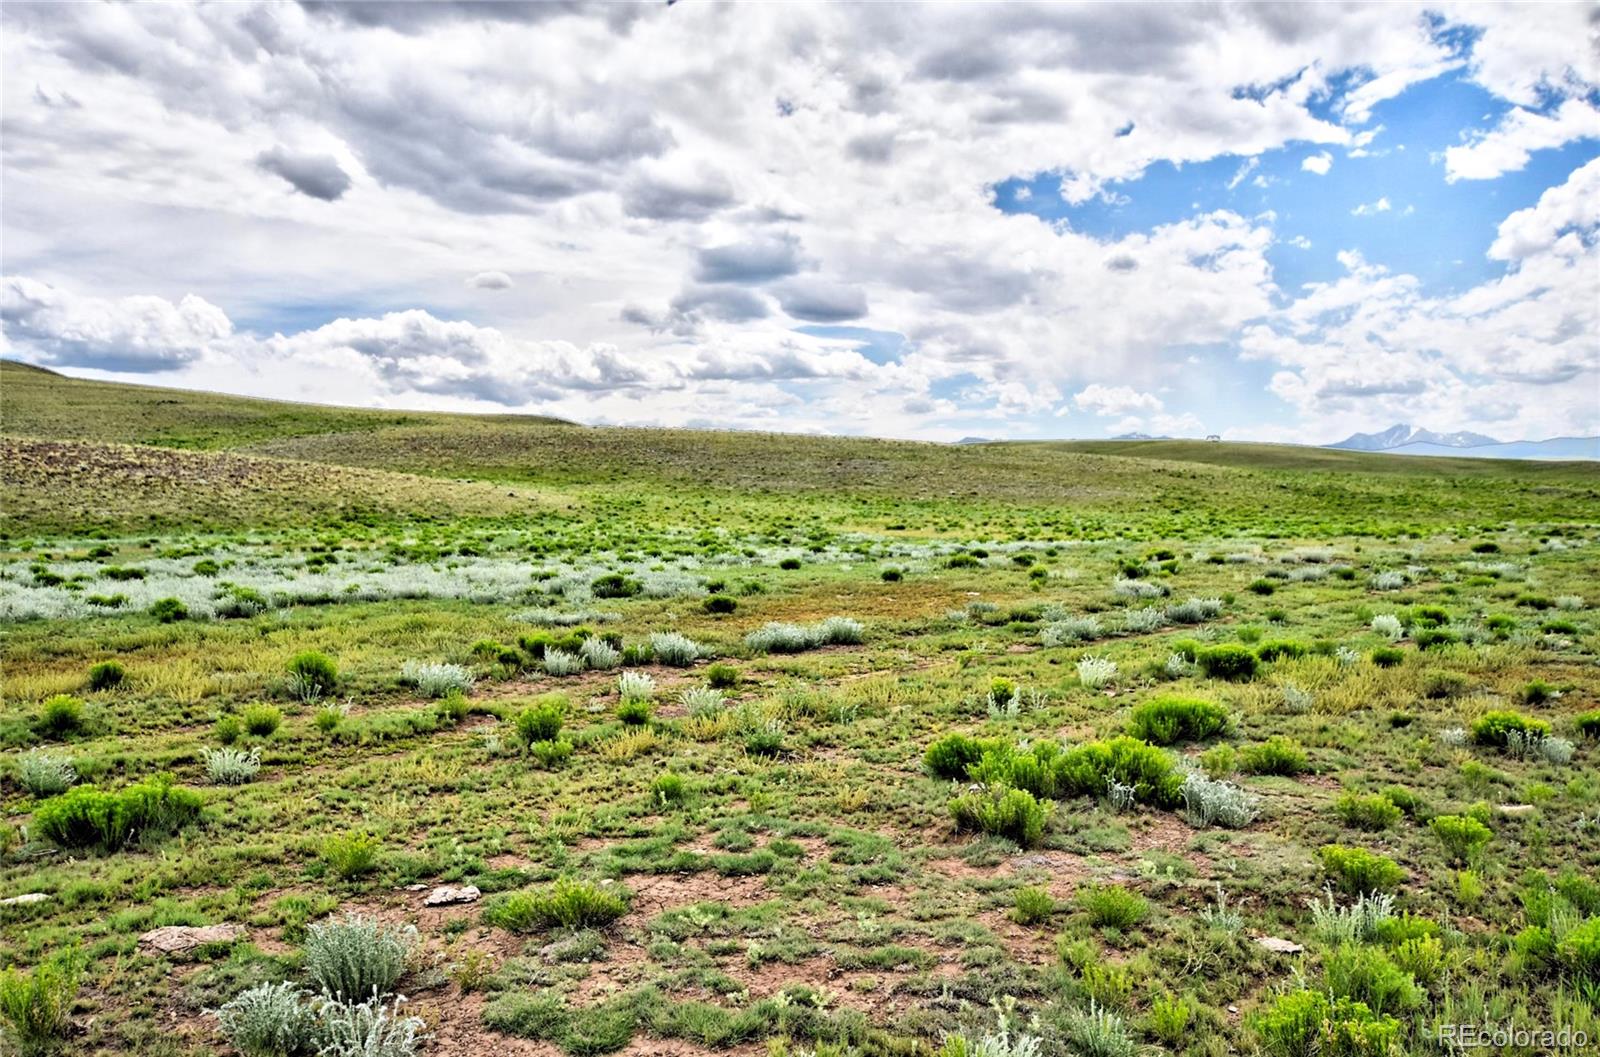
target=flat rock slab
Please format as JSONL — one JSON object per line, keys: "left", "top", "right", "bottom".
{"left": 139, "top": 924, "right": 246, "bottom": 954}
{"left": 424, "top": 884, "right": 481, "bottom": 907}
{"left": 1, "top": 893, "right": 49, "bottom": 906}
{"left": 1256, "top": 936, "right": 1305, "bottom": 954}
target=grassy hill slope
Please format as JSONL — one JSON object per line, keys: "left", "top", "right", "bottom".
{"left": 2, "top": 362, "right": 1595, "bottom": 537}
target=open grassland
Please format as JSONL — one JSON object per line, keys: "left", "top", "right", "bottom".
{"left": 2, "top": 365, "right": 1599, "bottom": 1057}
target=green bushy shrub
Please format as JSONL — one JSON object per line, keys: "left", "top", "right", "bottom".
{"left": 1323, "top": 943, "right": 1424, "bottom": 1015}
{"left": 923, "top": 732, "right": 995, "bottom": 779}
{"left": 37, "top": 695, "right": 85, "bottom": 739}
{"left": 1127, "top": 696, "right": 1228, "bottom": 745}
{"left": 148, "top": 597, "right": 188, "bottom": 623}
{"left": 701, "top": 595, "right": 737, "bottom": 615}
{"left": 948, "top": 785, "right": 1050, "bottom": 847}
{"left": 1077, "top": 884, "right": 1147, "bottom": 929}
{"left": 705, "top": 663, "right": 741, "bottom": 689}
{"left": 1576, "top": 710, "right": 1600, "bottom": 739}
{"left": 1471, "top": 710, "right": 1549, "bottom": 748}
{"left": 1250, "top": 988, "right": 1399, "bottom": 1057}
{"left": 32, "top": 776, "right": 202, "bottom": 852}
{"left": 1370, "top": 646, "right": 1405, "bottom": 668}
{"left": 1334, "top": 793, "right": 1401, "bottom": 831}
{"left": 482, "top": 878, "right": 630, "bottom": 933}
{"left": 1521, "top": 680, "right": 1557, "bottom": 705}
{"left": 0, "top": 946, "right": 84, "bottom": 1057}
{"left": 86, "top": 661, "right": 125, "bottom": 692}
{"left": 1320, "top": 845, "right": 1405, "bottom": 895}
{"left": 241, "top": 704, "right": 282, "bottom": 737}
{"left": 323, "top": 831, "right": 380, "bottom": 880}
{"left": 591, "top": 573, "right": 641, "bottom": 598}
{"left": 1056, "top": 736, "right": 1184, "bottom": 807}
{"left": 1012, "top": 886, "right": 1055, "bottom": 925}
{"left": 1255, "top": 640, "right": 1308, "bottom": 662}
{"left": 1196, "top": 644, "right": 1258, "bottom": 681}
{"left": 1239, "top": 736, "right": 1308, "bottom": 776}
{"left": 1429, "top": 815, "right": 1492, "bottom": 864}
{"left": 516, "top": 698, "right": 565, "bottom": 746}
{"left": 286, "top": 651, "right": 339, "bottom": 697}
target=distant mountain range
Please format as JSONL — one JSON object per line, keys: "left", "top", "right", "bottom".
{"left": 1328, "top": 423, "right": 1598, "bottom": 461}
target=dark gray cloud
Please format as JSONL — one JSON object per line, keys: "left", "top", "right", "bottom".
{"left": 256, "top": 145, "right": 351, "bottom": 201}
{"left": 296, "top": 1, "right": 646, "bottom": 34}
{"left": 670, "top": 285, "right": 771, "bottom": 323}
{"left": 1104, "top": 254, "right": 1140, "bottom": 272}
{"left": 620, "top": 169, "right": 736, "bottom": 220}
{"left": 845, "top": 132, "right": 896, "bottom": 164}
{"left": 694, "top": 235, "right": 803, "bottom": 284}
{"left": 776, "top": 278, "right": 868, "bottom": 323}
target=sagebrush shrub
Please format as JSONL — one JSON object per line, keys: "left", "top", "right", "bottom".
{"left": 679, "top": 686, "right": 725, "bottom": 717}
{"left": 401, "top": 661, "right": 476, "bottom": 696}
{"left": 648, "top": 632, "right": 700, "bottom": 667}
{"left": 17, "top": 750, "right": 76, "bottom": 798}
{"left": 304, "top": 914, "right": 418, "bottom": 1001}
{"left": 1127, "top": 696, "right": 1228, "bottom": 744}
{"left": 215, "top": 981, "right": 317, "bottom": 1057}
{"left": 482, "top": 879, "right": 629, "bottom": 933}
{"left": 1180, "top": 773, "right": 1259, "bottom": 828}
{"left": 1167, "top": 597, "right": 1222, "bottom": 624}
{"left": 617, "top": 671, "right": 655, "bottom": 702}
{"left": 202, "top": 746, "right": 261, "bottom": 786}
{"left": 1076, "top": 656, "right": 1117, "bottom": 689}
{"left": 1310, "top": 887, "right": 1395, "bottom": 944}
{"left": 1041, "top": 617, "right": 1101, "bottom": 646}
{"left": 1120, "top": 607, "right": 1167, "bottom": 634}
{"left": 578, "top": 637, "right": 621, "bottom": 670}
{"left": 315, "top": 993, "right": 426, "bottom": 1057}
{"left": 541, "top": 649, "right": 584, "bottom": 677}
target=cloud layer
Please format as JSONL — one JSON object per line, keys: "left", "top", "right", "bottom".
{"left": 1, "top": 1, "right": 1596, "bottom": 441}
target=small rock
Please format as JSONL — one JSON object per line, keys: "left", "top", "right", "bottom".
{"left": 424, "top": 884, "right": 480, "bottom": 907}
{"left": 139, "top": 924, "right": 246, "bottom": 954}
{"left": 1497, "top": 804, "right": 1536, "bottom": 817}
{"left": 1256, "top": 936, "right": 1305, "bottom": 954}
{"left": 0, "top": 893, "right": 49, "bottom": 907}
{"left": 403, "top": 883, "right": 429, "bottom": 892}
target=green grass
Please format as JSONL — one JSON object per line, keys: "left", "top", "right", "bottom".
{"left": 1, "top": 366, "right": 1598, "bottom": 1055}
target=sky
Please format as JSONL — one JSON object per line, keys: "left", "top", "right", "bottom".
{"left": 1, "top": 2, "right": 1597, "bottom": 444}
